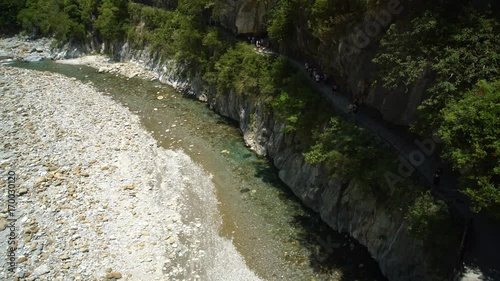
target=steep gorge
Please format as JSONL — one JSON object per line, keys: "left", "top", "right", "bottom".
{"left": 34, "top": 1, "right": 460, "bottom": 279}
{"left": 86, "top": 42, "right": 447, "bottom": 281}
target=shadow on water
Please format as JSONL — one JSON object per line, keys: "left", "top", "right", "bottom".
{"left": 253, "top": 160, "right": 288, "bottom": 188}
{"left": 250, "top": 157, "right": 388, "bottom": 281}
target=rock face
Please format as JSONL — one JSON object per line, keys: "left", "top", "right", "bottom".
{"left": 215, "top": 0, "right": 269, "bottom": 34}
{"left": 207, "top": 0, "right": 425, "bottom": 124}
{"left": 234, "top": 0, "right": 267, "bottom": 34}
{"left": 327, "top": 41, "right": 429, "bottom": 125}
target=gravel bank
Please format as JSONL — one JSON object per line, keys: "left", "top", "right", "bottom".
{"left": 0, "top": 37, "right": 52, "bottom": 63}
{"left": 57, "top": 55, "right": 158, "bottom": 80}
{"left": 0, "top": 66, "right": 260, "bottom": 281}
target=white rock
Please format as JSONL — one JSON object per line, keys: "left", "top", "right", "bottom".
{"left": 32, "top": 264, "right": 50, "bottom": 277}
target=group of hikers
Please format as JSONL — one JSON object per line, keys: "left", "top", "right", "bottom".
{"left": 246, "top": 35, "right": 364, "bottom": 115}
{"left": 305, "top": 58, "right": 446, "bottom": 187}
{"left": 304, "top": 61, "right": 366, "bottom": 114}
{"left": 304, "top": 61, "right": 330, "bottom": 84}
{"left": 248, "top": 36, "right": 270, "bottom": 49}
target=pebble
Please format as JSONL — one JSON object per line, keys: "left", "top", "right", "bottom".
{"left": 105, "top": 272, "right": 122, "bottom": 279}
{"left": 31, "top": 264, "right": 50, "bottom": 277}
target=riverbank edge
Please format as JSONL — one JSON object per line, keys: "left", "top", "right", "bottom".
{"left": 13, "top": 37, "right": 442, "bottom": 281}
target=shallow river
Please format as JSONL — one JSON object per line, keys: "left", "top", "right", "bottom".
{"left": 12, "top": 60, "right": 387, "bottom": 281}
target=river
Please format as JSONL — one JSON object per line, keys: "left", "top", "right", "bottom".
{"left": 11, "top": 60, "right": 387, "bottom": 281}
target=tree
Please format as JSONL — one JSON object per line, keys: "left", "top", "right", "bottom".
{"left": 373, "top": 7, "right": 500, "bottom": 136}
{"left": 304, "top": 116, "right": 394, "bottom": 192}
{"left": 95, "top": 0, "right": 129, "bottom": 41}
{"left": 439, "top": 79, "right": 500, "bottom": 217}
{"left": 0, "top": 0, "right": 26, "bottom": 34}
{"left": 17, "top": 0, "right": 92, "bottom": 42}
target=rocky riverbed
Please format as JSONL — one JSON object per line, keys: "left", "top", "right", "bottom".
{"left": 0, "top": 37, "right": 52, "bottom": 63}
{"left": 0, "top": 66, "right": 261, "bottom": 281}
{"left": 0, "top": 36, "right": 156, "bottom": 80}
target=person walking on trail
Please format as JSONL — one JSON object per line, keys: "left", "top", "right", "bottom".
{"left": 350, "top": 99, "right": 359, "bottom": 113}
{"left": 348, "top": 102, "right": 358, "bottom": 114}
{"left": 433, "top": 168, "right": 443, "bottom": 187}
{"left": 331, "top": 79, "right": 338, "bottom": 94}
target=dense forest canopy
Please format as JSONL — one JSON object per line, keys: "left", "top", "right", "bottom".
{"left": 1, "top": 0, "right": 499, "bottom": 229}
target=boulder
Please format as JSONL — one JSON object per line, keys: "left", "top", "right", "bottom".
{"left": 23, "top": 54, "right": 43, "bottom": 62}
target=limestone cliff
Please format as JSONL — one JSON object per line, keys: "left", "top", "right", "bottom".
{"left": 319, "top": 29, "right": 430, "bottom": 126}
{"left": 214, "top": 0, "right": 270, "bottom": 34}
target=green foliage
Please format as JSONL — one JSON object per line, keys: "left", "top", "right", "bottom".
{"left": 304, "top": 116, "right": 395, "bottom": 189}
{"left": 307, "top": 0, "right": 372, "bottom": 44}
{"left": 18, "top": 0, "right": 86, "bottom": 42}
{"left": 177, "top": 0, "right": 213, "bottom": 17}
{"left": 267, "top": 0, "right": 292, "bottom": 44}
{"left": 126, "top": 1, "right": 226, "bottom": 71}
{"left": 95, "top": 0, "right": 129, "bottom": 41}
{"left": 0, "top": 0, "right": 26, "bottom": 34}
{"left": 202, "top": 28, "right": 224, "bottom": 57}
{"left": 271, "top": 72, "right": 323, "bottom": 133}
{"left": 16, "top": 0, "right": 103, "bottom": 42}
{"left": 373, "top": 8, "right": 500, "bottom": 135}
{"left": 267, "top": 0, "right": 382, "bottom": 52}
{"left": 405, "top": 191, "right": 460, "bottom": 274}
{"left": 207, "top": 42, "right": 329, "bottom": 134}
{"left": 406, "top": 191, "right": 450, "bottom": 239}
{"left": 78, "top": 0, "right": 101, "bottom": 27}
{"left": 170, "top": 18, "right": 205, "bottom": 67}
{"left": 209, "top": 43, "right": 281, "bottom": 96}
{"left": 144, "top": 11, "right": 177, "bottom": 56}
{"left": 439, "top": 79, "right": 500, "bottom": 217}
{"left": 372, "top": 4, "right": 500, "bottom": 218}
{"left": 271, "top": 89, "right": 305, "bottom": 133}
